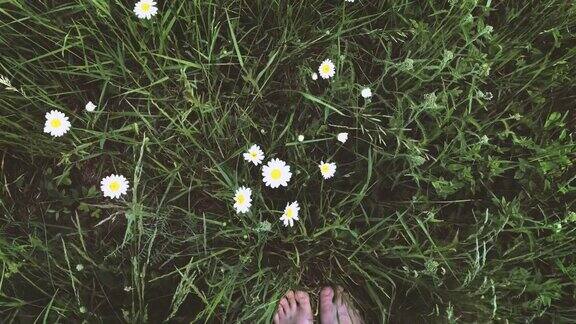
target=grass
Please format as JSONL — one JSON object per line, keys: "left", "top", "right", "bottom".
{"left": 1, "top": 0, "right": 575, "bottom": 322}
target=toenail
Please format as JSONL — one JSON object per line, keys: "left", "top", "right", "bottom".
{"left": 321, "top": 287, "right": 333, "bottom": 296}
{"left": 295, "top": 291, "right": 309, "bottom": 301}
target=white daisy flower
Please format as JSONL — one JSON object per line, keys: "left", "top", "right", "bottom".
{"left": 280, "top": 201, "right": 300, "bottom": 227}
{"left": 233, "top": 186, "right": 252, "bottom": 214}
{"left": 243, "top": 144, "right": 265, "bottom": 165}
{"left": 85, "top": 101, "right": 97, "bottom": 112}
{"left": 133, "top": 0, "right": 158, "bottom": 19}
{"left": 345, "top": 0, "right": 355, "bottom": 2}
{"left": 337, "top": 132, "right": 348, "bottom": 143}
{"left": 44, "top": 110, "right": 71, "bottom": 137}
{"left": 311, "top": 73, "right": 318, "bottom": 80}
{"left": 262, "top": 158, "right": 292, "bottom": 188}
{"left": 319, "top": 161, "right": 337, "bottom": 179}
{"left": 100, "top": 174, "right": 129, "bottom": 199}
{"left": 318, "top": 59, "right": 336, "bottom": 79}
{"left": 298, "top": 135, "right": 305, "bottom": 142}
{"left": 361, "top": 87, "right": 372, "bottom": 98}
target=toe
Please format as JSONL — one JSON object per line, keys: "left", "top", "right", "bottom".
{"left": 295, "top": 291, "right": 312, "bottom": 313}
{"left": 273, "top": 312, "right": 280, "bottom": 324}
{"left": 337, "top": 300, "right": 351, "bottom": 320}
{"left": 320, "top": 287, "right": 336, "bottom": 324}
{"left": 335, "top": 287, "right": 354, "bottom": 324}
{"left": 334, "top": 286, "right": 346, "bottom": 308}
{"left": 295, "top": 291, "right": 310, "bottom": 305}
{"left": 348, "top": 304, "right": 364, "bottom": 324}
{"left": 343, "top": 293, "right": 364, "bottom": 324}
{"left": 286, "top": 290, "right": 297, "bottom": 311}
{"left": 320, "top": 286, "right": 334, "bottom": 305}
{"left": 280, "top": 297, "right": 289, "bottom": 314}
{"left": 277, "top": 305, "right": 285, "bottom": 318}
{"left": 335, "top": 286, "right": 346, "bottom": 304}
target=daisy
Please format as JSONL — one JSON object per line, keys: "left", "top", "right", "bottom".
{"left": 361, "top": 87, "right": 372, "bottom": 98}
{"left": 133, "top": 0, "right": 158, "bottom": 19}
{"left": 262, "top": 158, "right": 292, "bottom": 188}
{"left": 318, "top": 59, "right": 336, "bottom": 79}
{"left": 337, "top": 132, "right": 348, "bottom": 143}
{"left": 311, "top": 73, "right": 318, "bottom": 81}
{"left": 100, "top": 174, "right": 129, "bottom": 199}
{"left": 298, "top": 135, "right": 305, "bottom": 142}
{"left": 243, "top": 144, "right": 265, "bottom": 165}
{"left": 280, "top": 201, "right": 300, "bottom": 227}
{"left": 44, "top": 110, "right": 71, "bottom": 137}
{"left": 85, "top": 101, "right": 97, "bottom": 112}
{"left": 345, "top": 0, "right": 355, "bottom": 2}
{"left": 319, "top": 161, "right": 337, "bottom": 179}
{"left": 233, "top": 186, "right": 252, "bottom": 214}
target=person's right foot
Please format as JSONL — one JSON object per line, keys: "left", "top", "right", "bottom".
{"left": 319, "top": 286, "right": 364, "bottom": 324}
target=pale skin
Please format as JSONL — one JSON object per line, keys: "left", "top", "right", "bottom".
{"left": 273, "top": 287, "right": 364, "bottom": 324}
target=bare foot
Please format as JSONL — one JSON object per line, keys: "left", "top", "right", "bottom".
{"left": 273, "top": 290, "right": 313, "bottom": 324}
{"left": 319, "top": 286, "right": 364, "bottom": 324}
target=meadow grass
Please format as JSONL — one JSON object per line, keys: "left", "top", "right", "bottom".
{"left": 1, "top": 0, "right": 575, "bottom": 322}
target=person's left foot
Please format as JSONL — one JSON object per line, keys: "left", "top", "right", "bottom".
{"left": 273, "top": 290, "right": 313, "bottom": 324}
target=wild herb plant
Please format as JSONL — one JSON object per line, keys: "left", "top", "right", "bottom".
{"left": 0, "top": 0, "right": 575, "bottom": 322}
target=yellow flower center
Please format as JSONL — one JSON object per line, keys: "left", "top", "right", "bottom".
{"left": 235, "top": 194, "right": 245, "bottom": 204}
{"left": 321, "top": 64, "right": 331, "bottom": 74}
{"left": 321, "top": 164, "right": 330, "bottom": 174}
{"left": 109, "top": 181, "right": 121, "bottom": 192}
{"left": 141, "top": 3, "right": 151, "bottom": 12}
{"left": 250, "top": 151, "right": 257, "bottom": 158}
{"left": 50, "top": 118, "right": 62, "bottom": 128}
{"left": 270, "top": 169, "right": 282, "bottom": 180}
{"left": 285, "top": 208, "right": 294, "bottom": 219}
